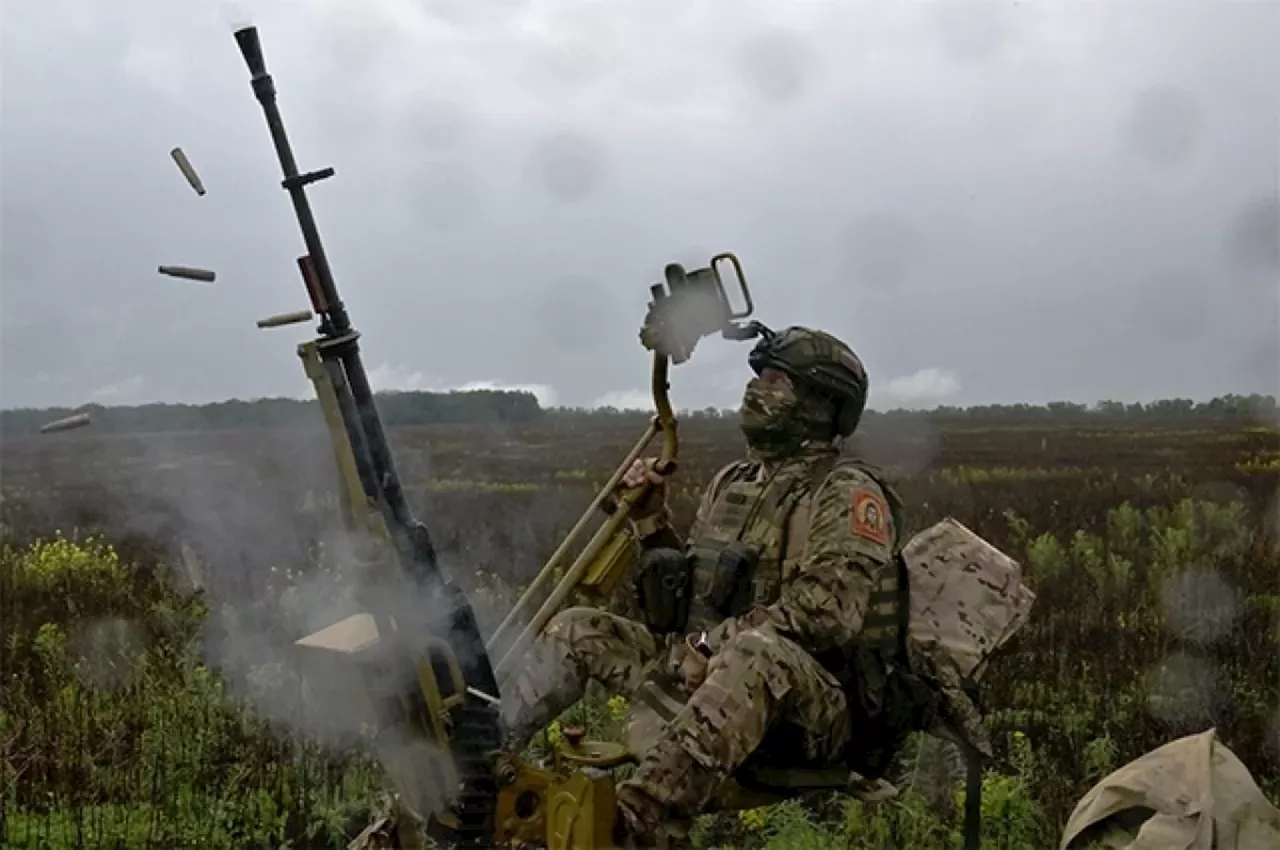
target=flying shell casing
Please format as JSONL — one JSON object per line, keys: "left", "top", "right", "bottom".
{"left": 169, "top": 147, "right": 206, "bottom": 196}
{"left": 40, "top": 412, "right": 92, "bottom": 434}
{"left": 257, "top": 310, "right": 314, "bottom": 328}
{"left": 158, "top": 265, "right": 217, "bottom": 282}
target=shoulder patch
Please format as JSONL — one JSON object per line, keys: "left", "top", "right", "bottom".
{"left": 850, "top": 486, "right": 891, "bottom": 546}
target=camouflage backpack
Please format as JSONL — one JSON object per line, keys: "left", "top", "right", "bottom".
{"left": 898, "top": 517, "right": 1037, "bottom": 761}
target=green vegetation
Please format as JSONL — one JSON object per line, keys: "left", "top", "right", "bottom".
{"left": 2, "top": 402, "right": 1277, "bottom": 848}
{"left": 1, "top": 534, "right": 388, "bottom": 849}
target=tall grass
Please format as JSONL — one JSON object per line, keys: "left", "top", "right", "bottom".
{"left": 2, "top": 417, "right": 1277, "bottom": 848}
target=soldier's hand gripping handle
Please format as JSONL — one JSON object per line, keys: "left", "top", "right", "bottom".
{"left": 620, "top": 456, "right": 676, "bottom": 541}
{"left": 620, "top": 457, "right": 669, "bottom": 515}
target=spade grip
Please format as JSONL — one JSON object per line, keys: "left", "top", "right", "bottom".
{"left": 640, "top": 252, "right": 753, "bottom": 364}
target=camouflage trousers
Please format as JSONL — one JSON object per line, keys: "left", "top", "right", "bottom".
{"left": 500, "top": 606, "right": 854, "bottom": 832}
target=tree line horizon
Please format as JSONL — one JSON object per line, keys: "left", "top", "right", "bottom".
{"left": 1, "top": 389, "right": 1276, "bottom": 436}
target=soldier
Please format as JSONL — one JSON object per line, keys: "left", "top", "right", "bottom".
{"left": 500, "top": 326, "right": 950, "bottom": 846}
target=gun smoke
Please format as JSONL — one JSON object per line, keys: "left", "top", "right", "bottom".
{"left": 18, "top": 421, "right": 510, "bottom": 826}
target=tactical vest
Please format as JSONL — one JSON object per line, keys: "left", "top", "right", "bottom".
{"left": 683, "top": 453, "right": 907, "bottom": 657}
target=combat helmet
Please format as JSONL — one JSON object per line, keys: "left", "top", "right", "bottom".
{"left": 748, "top": 326, "right": 869, "bottom": 438}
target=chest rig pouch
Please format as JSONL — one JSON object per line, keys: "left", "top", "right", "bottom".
{"left": 706, "top": 540, "right": 760, "bottom": 612}
{"left": 634, "top": 547, "right": 693, "bottom": 635}
{"left": 684, "top": 458, "right": 835, "bottom": 633}
{"left": 632, "top": 460, "right": 772, "bottom": 637}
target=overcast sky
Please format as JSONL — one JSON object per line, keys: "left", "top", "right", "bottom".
{"left": 2, "top": 0, "right": 1277, "bottom": 412}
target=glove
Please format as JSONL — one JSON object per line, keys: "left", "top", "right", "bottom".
{"left": 679, "top": 631, "right": 714, "bottom": 691}
{"left": 620, "top": 457, "right": 669, "bottom": 528}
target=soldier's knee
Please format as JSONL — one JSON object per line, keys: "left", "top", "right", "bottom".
{"left": 714, "top": 627, "right": 828, "bottom": 701}
{"left": 719, "top": 627, "right": 786, "bottom": 664}
{"left": 544, "top": 606, "right": 600, "bottom": 639}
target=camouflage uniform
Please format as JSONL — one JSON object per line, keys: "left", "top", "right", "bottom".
{"left": 500, "top": 327, "right": 942, "bottom": 843}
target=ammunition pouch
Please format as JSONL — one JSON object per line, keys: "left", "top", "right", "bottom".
{"left": 705, "top": 541, "right": 761, "bottom": 613}
{"left": 634, "top": 548, "right": 692, "bottom": 636}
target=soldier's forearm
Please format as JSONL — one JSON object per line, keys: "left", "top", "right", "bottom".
{"left": 723, "top": 561, "right": 871, "bottom": 655}
{"left": 761, "top": 597, "right": 862, "bottom": 654}
{"left": 631, "top": 505, "right": 683, "bottom": 551}
{"left": 639, "top": 524, "right": 683, "bottom": 552}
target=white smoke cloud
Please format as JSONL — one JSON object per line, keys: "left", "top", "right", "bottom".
{"left": 361, "top": 362, "right": 558, "bottom": 406}
{"left": 364, "top": 362, "right": 430, "bottom": 392}
{"left": 591, "top": 388, "right": 652, "bottom": 410}
{"left": 873, "top": 367, "right": 962, "bottom": 409}
{"left": 454, "top": 379, "right": 559, "bottom": 407}
{"left": 90, "top": 374, "right": 147, "bottom": 403}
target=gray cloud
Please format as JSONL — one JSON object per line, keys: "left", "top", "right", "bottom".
{"left": 525, "top": 130, "right": 611, "bottom": 203}
{"left": 2, "top": 0, "right": 1277, "bottom": 411}
{"left": 1124, "top": 84, "right": 1206, "bottom": 168}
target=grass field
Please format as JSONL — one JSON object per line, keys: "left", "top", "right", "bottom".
{"left": 3, "top": 408, "right": 1279, "bottom": 849}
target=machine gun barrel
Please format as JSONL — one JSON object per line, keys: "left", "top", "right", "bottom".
{"left": 232, "top": 25, "right": 420, "bottom": 557}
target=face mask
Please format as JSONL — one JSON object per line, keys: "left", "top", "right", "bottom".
{"left": 740, "top": 376, "right": 842, "bottom": 459}
{"left": 739, "top": 377, "right": 803, "bottom": 457}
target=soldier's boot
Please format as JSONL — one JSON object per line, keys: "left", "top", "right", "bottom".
{"left": 612, "top": 785, "right": 678, "bottom": 849}
{"left": 613, "top": 739, "right": 721, "bottom": 849}
{"left": 348, "top": 796, "right": 427, "bottom": 850}
{"left": 498, "top": 640, "right": 586, "bottom": 756}
{"left": 848, "top": 774, "right": 900, "bottom": 805}
{"left": 346, "top": 815, "right": 397, "bottom": 850}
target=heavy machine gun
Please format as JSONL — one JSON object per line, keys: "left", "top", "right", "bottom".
{"left": 231, "top": 23, "right": 766, "bottom": 849}
{"left": 232, "top": 25, "right": 501, "bottom": 849}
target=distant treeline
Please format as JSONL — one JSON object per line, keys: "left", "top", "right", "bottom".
{"left": 0, "top": 389, "right": 544, "bottom": 436}
{"left": 2, "top": 392, "right": 1275, "bottom": 437}
{"left": 918, "top": 395, "right": 1278, "bottom": 423}
{"left": 551, "top": 393, "right": 1280, "bottom": 426}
